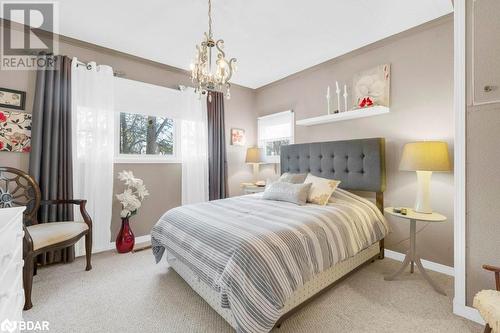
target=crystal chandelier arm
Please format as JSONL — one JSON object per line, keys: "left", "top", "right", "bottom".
{"left": 215, "top": 39, "right": 226, "bottom": 58}
{"left": 225, "top": 58, "right": 237, "bottom": 82}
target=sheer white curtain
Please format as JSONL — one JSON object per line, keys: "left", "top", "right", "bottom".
{"left": 180, "top": 89, "right": 209, "bottom": 205}
{"left": 71, "top": 58, "right": 115, "bottom": 254}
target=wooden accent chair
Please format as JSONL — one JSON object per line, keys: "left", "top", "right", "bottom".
{"left": 473, "top": 265, "right": 500, "bottom": 333}
{"left": 0, "top": 167, "right": 92, "bottom": 310}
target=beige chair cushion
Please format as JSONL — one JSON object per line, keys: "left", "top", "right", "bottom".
{"left": 473, "top": 289, "right": 500, "bottom": 332}
{"left": 27, "top": 222, "right": 89, "bottom": 251}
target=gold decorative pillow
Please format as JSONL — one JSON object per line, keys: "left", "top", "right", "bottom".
{"left": 304, "top": 173, "right": 341, "bottom": 205}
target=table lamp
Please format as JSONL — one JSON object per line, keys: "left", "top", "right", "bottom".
{"left": 399, "top": 141, "right": 451, "bottom": 214}
{"left": 245, "top": 147, "right": 264, "bottom": 176}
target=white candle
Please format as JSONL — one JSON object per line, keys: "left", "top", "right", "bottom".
{"left": 343, "top": 84, "right": 348, "bottom": 112}
{"left": 335, "top": 81, "right": 341, "bottom": 113}
{"left": 326, "top": 86, "right": 331, "bottom": 114}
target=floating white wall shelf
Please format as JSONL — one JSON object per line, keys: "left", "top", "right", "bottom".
{"left": 295, "top": 106, "right": 390, "bottom": 126}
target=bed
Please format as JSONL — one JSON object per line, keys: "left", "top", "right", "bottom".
{"left": 151, "top": 138, "right": 388, "bottom": 333}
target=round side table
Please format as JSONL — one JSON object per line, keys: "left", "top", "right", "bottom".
{"left": 384, "top": 207, "right": 447, "bottom": 295}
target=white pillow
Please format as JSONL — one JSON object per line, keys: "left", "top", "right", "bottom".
{"left": 262, "top": 182, "right": 312, "bottom": 205}
{"left": 304, "top": 173, "right": 341, "bottom": 205}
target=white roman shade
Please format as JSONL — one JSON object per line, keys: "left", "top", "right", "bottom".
{"left": 113, "top": 77, "right": 186, "bottom": 118}
{"left": 257, "top": 110, "right": 294, "bottom": 163}
{"left": 258, "top": 110, "right": 294, "bottom": 142}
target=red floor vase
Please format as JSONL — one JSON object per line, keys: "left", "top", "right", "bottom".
{"left": 116, "top": 217, "right": 135, "bottom": 253}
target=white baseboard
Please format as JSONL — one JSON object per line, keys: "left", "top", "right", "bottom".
{"left": 453, "top": 299, "right": 485, "bottom": 325}
{"left": 76, "top": 235, "right": 151, "bottom": 257}
{"left": 108, "top": 234, "right": 151, "bottom": 251}
{"left": 384, "top": 249, "right": 455, "bottom": 277}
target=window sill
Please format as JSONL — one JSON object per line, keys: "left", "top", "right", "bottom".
{"left": 114, "top": 158, "right": 181, "bottom": 164}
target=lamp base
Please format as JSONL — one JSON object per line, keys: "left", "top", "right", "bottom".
{"left": 414, "top": 170, "right": 433, "bottom": 214}
{"left": 253, "top": 163, "right": 259, "bottom": 181}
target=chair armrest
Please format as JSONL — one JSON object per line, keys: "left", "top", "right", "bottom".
{"left": 41, "top": 199, "right": 86, "bottom": 205}
{"left": 483, "top": 265, "right": 500, "bottom": 273}
{"left": 23, "top": 225, "right": 34, "bottom": 254}
{"left": 40, "top": 199, "right": 92, "bottom": 229}
{"left": 483, "top": 265, "right": 500, "bottom": 291}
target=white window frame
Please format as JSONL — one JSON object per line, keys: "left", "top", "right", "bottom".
{"left": 257, "top": 110, "right": 295, "bottom": 164}
{"left": 114, "top": 112, "right": 181, "bottom": 164}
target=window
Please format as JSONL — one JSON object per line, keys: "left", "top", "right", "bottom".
{"left": 119, "top": 112, "right": 175, "bottom": 156}
{"left": 114, "top": 77, "right": 186, "bottom": 163}
{"left": 258, "top": 110, "right": 294, "bottom": 163}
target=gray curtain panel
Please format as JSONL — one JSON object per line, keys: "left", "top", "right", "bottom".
{"left": 29, "top": 54, "right": 74, "bottom": 264}
{"left": 207, "top": 91, "right": 228, "bottom": 200}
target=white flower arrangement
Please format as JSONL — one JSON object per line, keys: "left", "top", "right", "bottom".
{"left": 116, "top": 170, "right": 149, "bottom": 219}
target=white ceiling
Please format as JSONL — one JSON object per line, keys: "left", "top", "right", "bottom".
{"left": 7, "top": 0, "right": 453, "bottom": 88}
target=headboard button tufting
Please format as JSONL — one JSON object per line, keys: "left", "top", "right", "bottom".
{"left": 279, "top": 138, "right": 385, "bottom": 192}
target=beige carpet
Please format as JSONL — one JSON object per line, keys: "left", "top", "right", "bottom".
{"left": 24, "top": 249, "right": 481, "bottom": 333}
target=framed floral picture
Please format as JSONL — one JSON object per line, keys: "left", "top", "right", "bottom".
{"left": 230, "top": 128, "right": 245, "bottom": 146}
{"left": 0, "top": 111, "right": 32, "bottom": 153}
{"left": 0, "top": 88, "right": 26, "bottom": 110}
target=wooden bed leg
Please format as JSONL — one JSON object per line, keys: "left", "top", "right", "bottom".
{"left": 375, "top": 192, "right": 385, "bottom": 260}
{"left": 378, "top": 239, "right": 385, "bottom": 260}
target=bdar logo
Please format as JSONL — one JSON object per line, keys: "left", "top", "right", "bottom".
{"left": 0, "top": 319, "right": 17, "bottom": 333}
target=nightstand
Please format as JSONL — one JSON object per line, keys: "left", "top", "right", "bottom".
{"left": 241, "top": 183, "right": 265, "bottom": 195}
{"left": 384, "top": 207, "right": 447, "bottom": 295}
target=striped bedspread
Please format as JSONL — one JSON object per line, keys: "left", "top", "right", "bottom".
{"left": 151, "top": 188, "right": 389, "bottom": 333}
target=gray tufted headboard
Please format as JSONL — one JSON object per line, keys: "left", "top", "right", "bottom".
{"left": 280, "top": 138, "right": 386, "bottom": 193}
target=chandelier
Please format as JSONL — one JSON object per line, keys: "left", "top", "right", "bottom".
{"left": 190, "top": 0, "right": 237, "bottom": 100}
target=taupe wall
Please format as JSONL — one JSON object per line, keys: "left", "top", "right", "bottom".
{"left": 111, "top": 164, "right": 181, "bottom": 240}
{"left": 255, "top": 17, "right": 455, "bottom": 266}
{"left": 0, "top": 67, "right": 35, "bottom": 171}
{"left": 465, "top": 0, "right": 500, "bottom": 305}
{"left": 0, "top": 20, "right": 257, "bottom": 242}
{"left": 0, "top": 18, "right": 457, "bottom": 264}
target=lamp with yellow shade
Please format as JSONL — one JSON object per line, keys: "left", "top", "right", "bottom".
{"left": 399, "top": 141, "right": 451, "bottom": 214}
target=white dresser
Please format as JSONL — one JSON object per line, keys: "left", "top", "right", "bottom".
{"left": 0, "top": 207, "right": 25, "bottom": 325}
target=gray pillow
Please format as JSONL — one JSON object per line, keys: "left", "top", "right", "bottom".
{"left": 279, "top": 172, "right": 307, "bottom": 184}
{"left": 262, "top": 182, "right": 312, "bottom": 205}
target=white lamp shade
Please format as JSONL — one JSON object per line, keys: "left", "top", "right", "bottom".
{"left": 245, "top": 147, "right": 264, "bottom": 164}
{"left": 399, "top": 141, "right": 451, "bottom": 172}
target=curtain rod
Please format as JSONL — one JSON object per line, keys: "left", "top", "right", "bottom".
{"left": 75, "top": 60, "right": 126, "bottom": 77}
